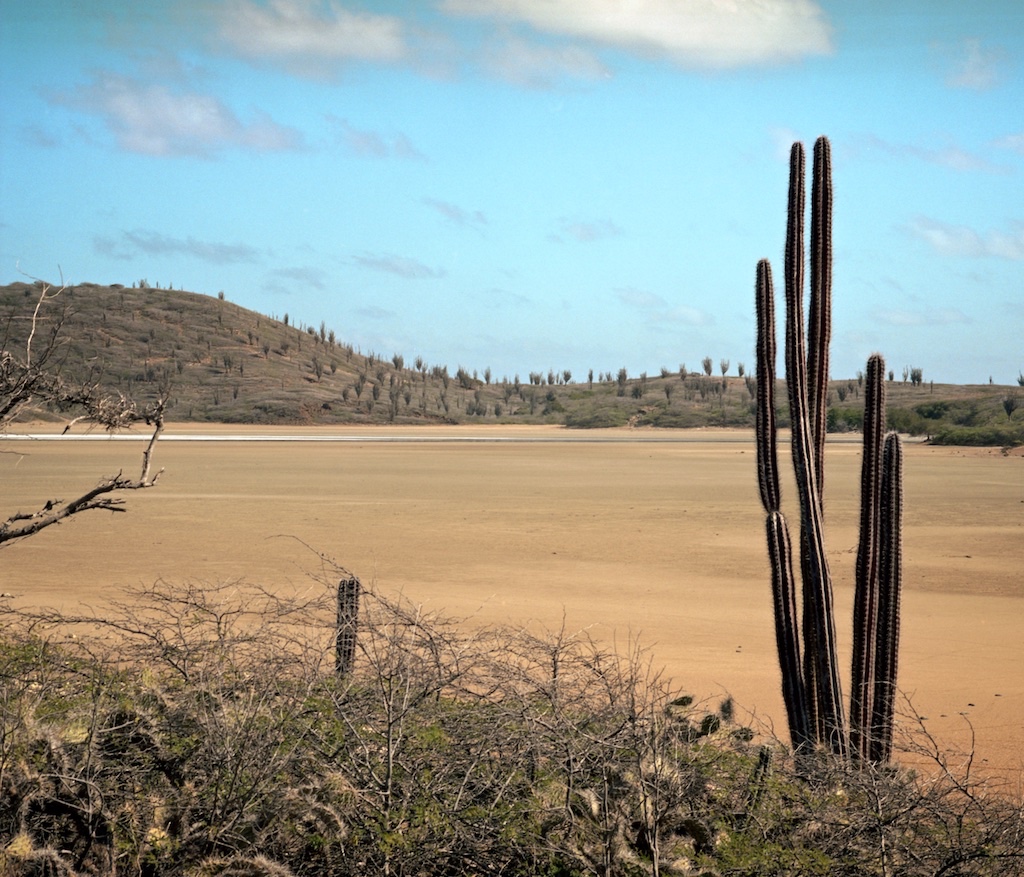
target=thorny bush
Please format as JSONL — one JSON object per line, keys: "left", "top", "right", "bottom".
{"left": 0, "top": 575, "right": 1022, "bottom": 877}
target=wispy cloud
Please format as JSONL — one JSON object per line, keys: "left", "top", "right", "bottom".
{"left": 874, "top": 307, "right": 972, "bottom": 327}
{"left": 944, "top": 37, "right": 1003, "bottom": 91}
{"left": 551, "top": 218, "right": 623, "bottom": 243}
{"left": 855, "top": 133, "right": 1007, "bottom": 174}
{"left": 616, "top": 287, "right": 711, "bottom": 325}
{"left": 423, "top": 197, "right": 487, "bottom": 227}
{"left": 907, "top": 216, "right": 1024, "bottom": 261}
{"left": 215, "top": 0, "right": 407, "bottom": 76}
{"left": 52, "top": 72, "right": 303, "bottom": 157}
{"left": 768, "top": 126, "right": 801, "bottom": 162}
{"left": 999, "top": 299, "right": 1024, "bottom": 322}
{"left": 616, "top": 287, "right": 666, "bottom": 309}
{"left": 480, "top": 35, "right": 610, "bottom": 88}
{"left": 353, "top": 253, "right": 446, "bottom": 279}
{"left": 356, "top": 305, "right": 398, "bottom": 321}
{"left": 482, "top": 287, "right": 531, "bottom": 308}
{"left": 330, "top": 116, "right": 426, "bottom": 160}
{"left": 441, "top": 0, "right": 833, "bottom": 69}
{"left": 267, "top": 265, "right": 329, "bottom": 291}
{"left": 994, "top": 132, "right": 1024, "bottom": 155}
{"left": 24, "top": 125, "right": 60, "bottom": 148}
{"left": 94, "top": 229, "right": 261, "bottom": 264}
{"left": 663, "top": 305, "right": 712, "bottom": 326}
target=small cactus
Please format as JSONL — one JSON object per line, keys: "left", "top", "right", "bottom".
{"left": 741, "top": 745, "right": 775, "bottom": 826}
{"left": 335, "top": 575, "right": 361, "bottom": 677}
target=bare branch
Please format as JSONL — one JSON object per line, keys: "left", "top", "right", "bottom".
{"left": 1, "top": 272, "right": 166, "bottom": 547}
{"left": 0, "top": 444, "right": 159, "bottom": 547}
{"left": 21, "top": 265, "right": 67, "bottom": 366}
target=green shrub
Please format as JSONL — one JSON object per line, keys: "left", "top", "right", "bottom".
{"left": 564, "top": 406, "right": 627, "bottom": 428}
{"left": 649, "top": 407, "right": 706, "bottom": 428}
{"left": 929, "top": 424, "right": 1024, "bottom": 447}
{"left": 886, "top": 406, "right": 928, "bottom": 436}
{"left": 826, "top": 406, "right": 862, "bottom": 433}
{"left": 915, "top": 400, "right": 950, "bottom": 420}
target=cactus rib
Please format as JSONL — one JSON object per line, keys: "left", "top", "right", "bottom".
{"left": 807, "top": 135, "right": 832, "bottom": 502}
{"left": 870, "top": 432, "right": 903, "bottom": 763}
{"left": 766, "top": 510, "right": 812, "bottom": 750}
{"left": 755, "top": 258, "right": 780, "bottom": 515}
{"left": 850, "top": 353, "right": 886, "bottom": 760}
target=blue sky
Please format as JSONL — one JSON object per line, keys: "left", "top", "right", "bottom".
{"left": 1, "top": 1, "right": 1021, "bottom": 385}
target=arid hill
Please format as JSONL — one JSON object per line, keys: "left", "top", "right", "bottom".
{"left": 2, "top": 280, "right": 1020, "bottom": 441}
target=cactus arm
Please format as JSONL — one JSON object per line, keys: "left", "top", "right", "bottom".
{"left": 870, "top": 432, "right": 903, "bottom": 763}
{"left": 807, "top": 136, "right": 833, "bottom": 502}
{"left": 757, "top": 258, "right": 812, "bottom": 750}
{"left": 784, "top": 141, "right": 846, "bottom": 756}
{"left": 784, "top": 144, "right": 807, "bottom": 428}
{"left": 785, "top": 142, "right": 822, "bottom": 740}
{"left": 786, "top": 273, "right": 846, "bottom": 755}
{"left": 755, "top": 259, "right": 781, "bottom": 514}
{"left": 766, "top": 511, "right": 813, "bottom": 751}
{"left": 850, "top": 353, "right": 886, "bottom": 759}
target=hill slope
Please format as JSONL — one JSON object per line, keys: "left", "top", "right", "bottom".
{"left": 1, "top": 281, "right": 1021, "bottom": 441}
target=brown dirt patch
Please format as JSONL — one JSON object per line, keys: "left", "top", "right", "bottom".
{"left": 2, "top": 424, "right": 1021, "bottom": 779}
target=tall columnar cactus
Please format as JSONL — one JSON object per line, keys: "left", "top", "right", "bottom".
{"left": 755, "top": 136, "right": 904, "bottom": 762}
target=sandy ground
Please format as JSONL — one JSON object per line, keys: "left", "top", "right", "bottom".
{"left": 2, "top": 424, "right": 1021, "bottom": 781}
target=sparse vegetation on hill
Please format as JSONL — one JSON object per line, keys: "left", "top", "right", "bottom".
{"left": 1, "top": 281, "right": 1020, "bottom": 444}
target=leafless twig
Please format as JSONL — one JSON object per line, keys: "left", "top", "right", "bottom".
{"left": 1, "top": 270, "right": 166, "bottom": 548}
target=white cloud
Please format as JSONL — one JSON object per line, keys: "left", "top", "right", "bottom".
{"left": 994, "top": 132, "right": 1024, "bottom": 155}
{"left": 855, "top": 133, "right": 1007, "bottom": 174}
{"left": 874, "top": 308, "right": 971, "bottom": 327}
{"left": 353, "top": 253, "right": 446, "bottom": 279}
{"left": 768, "top": 126, "right": 801, "bottom": 161}
{"left": 616, "top": 287, "right": 666, "bottom": 309}
{"left": 330, "top": 117, "right": 426, "bottom": 160}
{"left": 54, "top": 72, "right": 303, "bottom": 157}
{"left": 357, "top": 305, "right": 398, "bottom": 320}
{"left": 945, "top": 37, "right": 1003, "bottom": 91}
{"left": 268, "top": 266, "right": 329, "bottom": 291}
{"left": 988, "top": 225, "right": 1024, "bottom": 261}
{"left": 482, "top": 287, "right": 531, "bottom": 308}
{"left": 24, "top": 125, "right": 60, "bottom": 148}
{"left": 441, "top": 0, "right": 833, "bottom": 69}
{"left": 616, "top": 287, "right": 711, "bottom": 326}
{"left": 481, "top": 35, "right": 610, "bottom": 88}
{"left": 423, "top": 198, "right": 487, "bottom": 227}
{"left": 216, "top": 0, "right": 406, "bottom": 72}
{"left": 663, "top": 305, "right": 712, "bottom": 326}
{"left": 552, "top": 218, "right": 623, "bottom": 243}
{"left": 907, "top": 216, "right": 1024, "bottom": 261}
{"left": 94, "top": 229, "right": 261, "bottom": 264}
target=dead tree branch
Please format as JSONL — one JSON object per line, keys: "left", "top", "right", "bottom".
{"left": 0, "top": 271, "right": 166, "bottom": 548}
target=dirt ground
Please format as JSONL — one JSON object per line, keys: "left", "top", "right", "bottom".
{"left": 2, "top": 424, "right": 1021, "bottom": 781}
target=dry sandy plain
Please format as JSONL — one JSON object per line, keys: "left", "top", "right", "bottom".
{"left": 2, "top": 424, "right": 1021, "bottom": 783}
